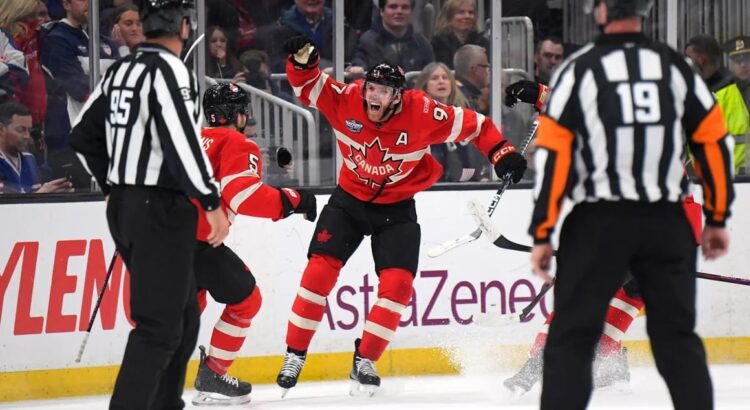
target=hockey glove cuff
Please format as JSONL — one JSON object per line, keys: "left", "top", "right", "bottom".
{"left": 505, "top": 80, "right": 550, "bottom": 111}
{"left": 283, "top": 36, "right": 320, "bottom": 70}
{"left": 280, "top": 188, "right": 317, "bottom": 222}
{"left": 490, "top": 141, "right": 527, "bottom": 184}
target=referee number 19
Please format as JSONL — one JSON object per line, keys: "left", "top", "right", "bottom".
{"left": 615, "top": 82, "right": 661, "bottom": 124}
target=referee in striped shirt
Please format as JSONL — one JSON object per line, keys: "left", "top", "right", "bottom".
{"left": 70, "top": 1, "right": 229, "bottom": 408}
{"left": 529, "top": 1, "right": 733, "bottom": 409}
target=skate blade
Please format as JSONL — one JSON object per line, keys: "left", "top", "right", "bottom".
{"left": 503, "top": 384, "right": 530, "bottom": 400}
{"left": 191, "top": 391, "right": 251, "bottom": 406}
{"left": 349, "top": 380, "right": 378, "bottom": 397}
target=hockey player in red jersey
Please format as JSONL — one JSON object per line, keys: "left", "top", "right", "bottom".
{"left": 190, "top": 83, "right": 317, "bottom": 405}
{"left": 502, "top": 80, "right": 705, "bottom": 395}
{"left": 275, "top": 36, "right": 528, "bottom": 396}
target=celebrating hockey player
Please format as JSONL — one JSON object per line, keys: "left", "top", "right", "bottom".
{"left": 275, "top": 36, "right": 527, "bottom": 396}
{"left": 191, "top": 83, "right": 317, "bottom": 405}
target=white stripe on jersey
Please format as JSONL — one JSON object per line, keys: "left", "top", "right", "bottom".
{"left": 638, "top": 49, "right": 663, "bottom": 80}
{"left": 579, "top": 69, "right": 613, "bottom": 199}
{"left": 602, "top": 50, "right": 629, "bottom": 82}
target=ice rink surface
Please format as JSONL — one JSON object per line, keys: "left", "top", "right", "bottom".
{"left": 2, "top": 364, "right": 748, "bottom": 409}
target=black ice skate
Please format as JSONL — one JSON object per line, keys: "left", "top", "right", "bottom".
{"left": 349, "top": 338, "right": 380, "bottom": 397}
{"left": 503, "top": 354, "right": 542, "bottom": 396}
{"left": 192, "top": 345, "right": 252, "bottom": 406}
{"left": 593, "top": 346, "right": 630, "bottom": 389}
{"left": 277, "top": 347, "right": 307, "bottom": 398}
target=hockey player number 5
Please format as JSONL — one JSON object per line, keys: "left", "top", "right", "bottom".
{"left": 616, "top": 82, "right": 661, "bottom": 124}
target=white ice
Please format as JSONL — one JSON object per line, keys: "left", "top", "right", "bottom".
{"left": 2, "top": 364, "right": 748, "bottom": 409}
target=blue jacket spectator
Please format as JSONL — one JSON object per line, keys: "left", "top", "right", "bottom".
{"left": 40, "top": 17, "right": 119, "bottom": 152}
{"left": 0, "top": 28, "right": 29, "bottom": 101}
{"left": 255, "top": 0, "right": 357, "bottom": 73}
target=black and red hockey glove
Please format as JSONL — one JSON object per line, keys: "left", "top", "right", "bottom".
{"left": 490, "top": 141, "right": 527, "bottom": 183}
{"left": 280, "top": 188, "right": 317, "bottom": 221}
{"left": 283, "top": 36, "right": 320, "bottom": 70}
{"left": 505, "top": 80, "right": 550, "bottom": 111}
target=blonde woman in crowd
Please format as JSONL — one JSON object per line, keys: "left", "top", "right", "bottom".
{"left": 415, "top": 62, "right": 485, "bottom": 182}
{"left": 431, "top": 0, "right": 488, "bottom": 69}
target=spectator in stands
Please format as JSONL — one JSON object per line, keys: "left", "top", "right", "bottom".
{"left": 0, "top": 0, "right": 31, "bottom": 103}
{"left": 431, "top": 0, "right": 488, "bottom": 69}
{"left": 33, "top": 0, "right": 52, "bottom": 25}
{"left": 454, "top": 44, "right": 489, "bottom": 114}
{"left": 687, "top": 34, "right": 750, "bottom": 175}
{"left": 43, "top": 0, "right": 65, "bottom": 21}
{"left": 351, "top": 0, "right": 434, "bottom": 73}
{"left": 239, "top": 49, "right": 274, "bottom": 93}
{"left": 10, "top": 0, "right": 52, "bottom": 168}
{"left": 41, "top": 0, "right": 119, "bottom": 190}
{"left": 415, "top": 62, "right": 477, "bottom": 182}
{"left": 534, "top": 35, "right": 564, "bottom": 85}
{"left": 110, "top": 4, "right": 144, "bottom": 56}
{"left": 0, "top": 102, "right": 72, "bottom": 193}
{"left": 206, "top": 0, "right": 275, "bottom": 54}
{"left": 725, "top": 36, "right": 750, "bottom": 114}
{"left": 206, "top": 25, "right": 246, "bottom": 83}
{"left": 255, "top": 0, "right": 357, "bottom": 74}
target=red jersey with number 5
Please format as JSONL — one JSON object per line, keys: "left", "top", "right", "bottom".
{"left": 287, "top": 61, "right": 513, "bottom": 203}
{"left": 194, "top": 127, "right": 287, "bottom": 241}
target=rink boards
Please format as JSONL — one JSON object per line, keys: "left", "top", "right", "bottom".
{"left": 1, "top": 185, "right": 749, "bottom": 401}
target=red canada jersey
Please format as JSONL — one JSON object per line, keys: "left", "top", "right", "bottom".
{"left": 194, "top": 127, "right": 286, "bottom": 241}
{"left": 287, "top": 61, "right": 511, "bottom": 203}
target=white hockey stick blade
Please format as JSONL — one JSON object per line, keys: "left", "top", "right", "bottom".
{"left": 472, "top": 311, "right": 523, "bottom": 327}
{"left": 467, "top": 199, "right": 502, "bottom": 242}
{"left": 427, "top": 230, "right": 481, "bottom": 258}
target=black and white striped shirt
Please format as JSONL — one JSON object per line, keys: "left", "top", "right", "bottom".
{"left": 530, "top": 33, "right": 734, "bottom": 243}
{"left": 70, "top": 43, "right": 220, "bottom": 210}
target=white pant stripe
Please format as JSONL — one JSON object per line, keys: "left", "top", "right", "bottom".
{"left": 208, "top": 345, "right": 239, "bottom": 361}
{"left": 289, "top": 312, "right": 320, "bottom": 331}
{"left": 374, "top": 298, "right": 406, "bottom": 315}
{"left": 298, "top": 287, "right": 326, "bottom": 306}
{"left": 364, "top": 320, "right": 396, "bottom": 342}
{"left": 214, "top": 320, "right": 249, "bottom": 338}
{"left": 602, "top": 322, "right": 625, "bottom": 342}
{"left": 609, "top": 297, "right": 641, "bottom": 318}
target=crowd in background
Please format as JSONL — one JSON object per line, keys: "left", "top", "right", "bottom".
{"left": 1, "top": 0, "right": 749, "bottom": 194}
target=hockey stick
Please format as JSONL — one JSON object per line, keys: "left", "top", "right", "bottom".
{"left": 494, "top": 235, "right": 750, "bottom": 287}
{"left": 473, "top": 280, "right": 554, "bottom": 327}
{"left": 75, "top": 250, "right": 119, "bottom": 363}
{"left": 427, "top": 117, "right": 540, "bottom": 258}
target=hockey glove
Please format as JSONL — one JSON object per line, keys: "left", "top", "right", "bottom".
{"left": 280, "top": 188, "right": 317, "bottom": 222}
{"left": 490, "top": 141, "right": 527, "bottom": 183}
{"left": 283, "top": 36, "right": 320, "bottom": 70}
{"left": 505, "top": 80, "right": 550, "bottom": 111}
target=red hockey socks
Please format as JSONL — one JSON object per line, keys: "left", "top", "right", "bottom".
{"left": 529, "top": 312, "right": 554, "bottom": 357}
{"left": 206, "top": 287, "right": 262, "bottom": 375}
{"left": 358, "top": 268, "right": 414, "bottom": 361}
{"left": 285, "top": 254, "right": 343, "bottom": 352}
{"left": 597, "top": 287, "right": 644, "bottom": 356}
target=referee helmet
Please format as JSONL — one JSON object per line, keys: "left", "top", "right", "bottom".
{"left": 583, "top": 0, "right": 654, "bottom": 20}
{"left": 140, "top": 0, "right": 196, "bottom": 38}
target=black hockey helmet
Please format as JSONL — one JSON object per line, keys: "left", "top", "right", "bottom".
{"left": 583, "top": 0, "right": 653, "bottom": 20}
{"left": 365, "top": 63, "right": 406, "bottom": 92}
{"left": 140, "top": 0, "right": 195, "bottom": 38}
{"left": 203, "top": 83, "right": 250, "bottom": 127}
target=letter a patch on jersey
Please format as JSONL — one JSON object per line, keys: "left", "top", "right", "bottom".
{"left": 396, "top": 132, "right": 408, "bottom": 146}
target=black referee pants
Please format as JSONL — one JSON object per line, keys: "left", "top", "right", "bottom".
{"left": 540, "top": 201, "right": 712, "bottom": 410}
{"left": 107, "top": 186, "right": 200, "bottom": 410}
